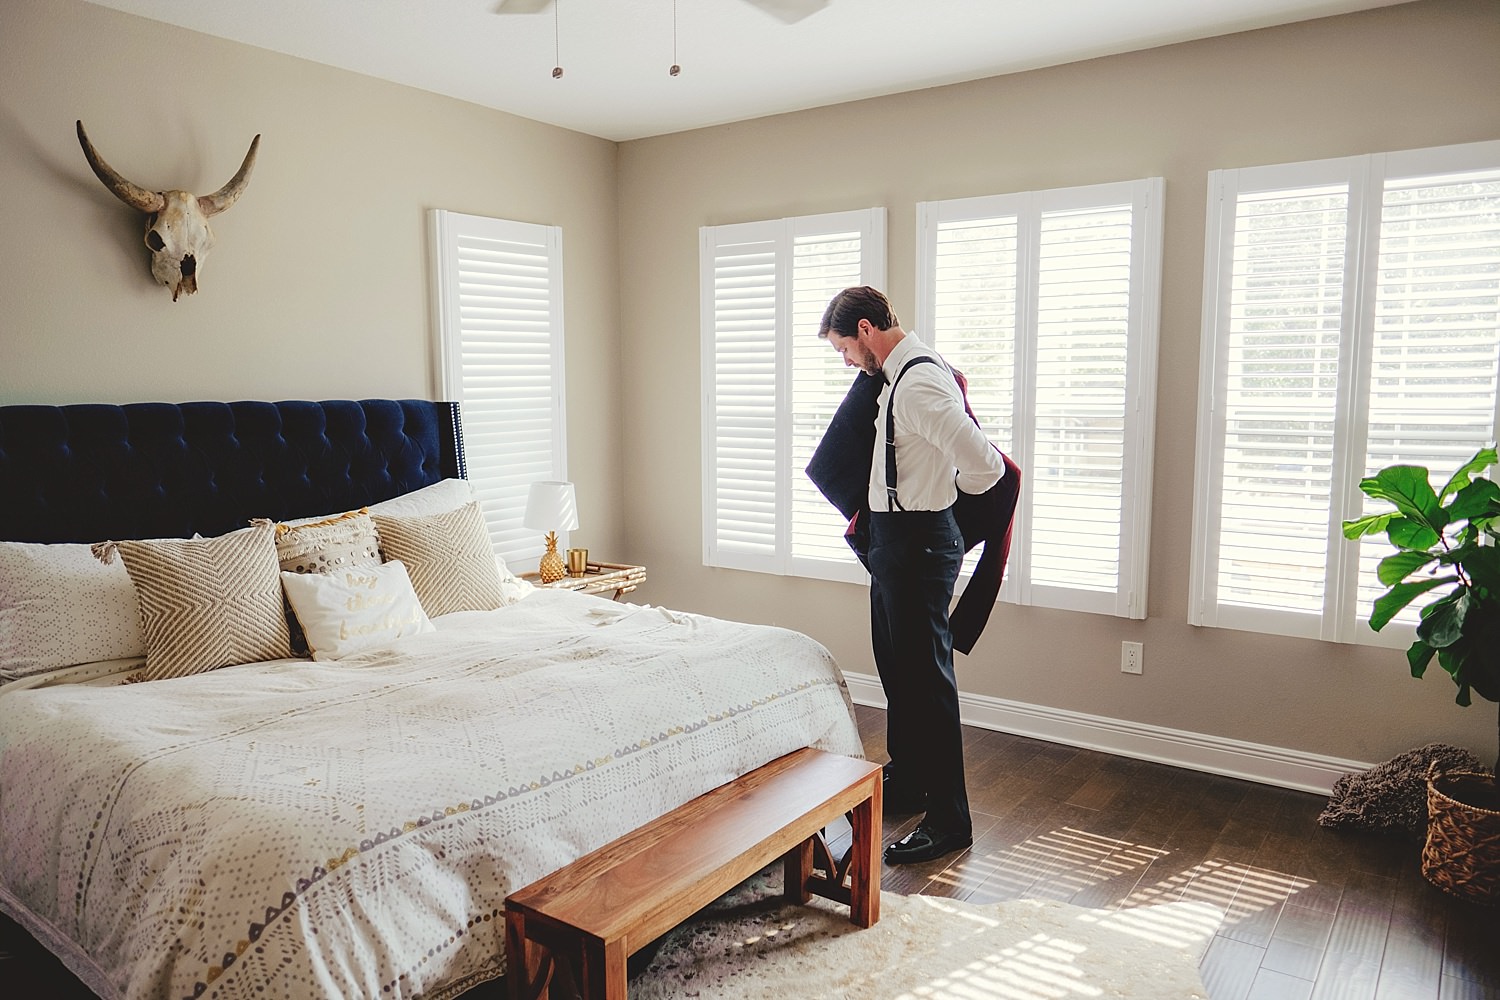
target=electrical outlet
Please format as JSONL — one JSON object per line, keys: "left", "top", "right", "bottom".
{"left": 1121, "top": 641, "right": 1143, "bottom": 675}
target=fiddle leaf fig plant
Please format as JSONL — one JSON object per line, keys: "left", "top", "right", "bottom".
{"left": 1342, "top": 445, "right": 1500, "bottom": 775}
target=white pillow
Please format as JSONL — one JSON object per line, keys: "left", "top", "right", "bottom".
{"left": 277, "top": 479, "right": 477, "bottom": 529}
{"left": 281, "top": 560, "right": 435, "bottom": 661}
{"left": 367, "top": 479, "right": 478, "bottom": 519}
{"left": 0, "top": 540, "right": 146, "bottom": 683}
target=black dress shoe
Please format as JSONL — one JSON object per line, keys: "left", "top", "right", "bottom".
{"left": 883, "top": 823, "right": 972, "bottom": 865}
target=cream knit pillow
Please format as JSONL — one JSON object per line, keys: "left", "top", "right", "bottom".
{"left": 94, "top": 524, "right": 292, "bottom": 682}
{"left": 371, "top": 501, "right": 507, "bottom": 617}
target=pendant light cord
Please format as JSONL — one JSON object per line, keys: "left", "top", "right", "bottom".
{"left": 669, "top": 0, "right": 681, "bottom": 76}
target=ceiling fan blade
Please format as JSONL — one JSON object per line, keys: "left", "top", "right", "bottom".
{"left": 493, "top": 0, "right": 553, "bottom": 13}
{"left": 742, "top": 0, "right": 830, "bottom": 24}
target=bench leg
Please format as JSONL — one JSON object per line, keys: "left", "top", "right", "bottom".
{"left": 784, "top": 838, "right": 814, "bottom": 905}
{"left": 505, "top": 909, "right": 557, "bottom": 1000}
{"left": 576, "top": 935, "right": 628, "bottom": 1000}
{"left": 849, "top": 782, "right": 880, "bottom": 928}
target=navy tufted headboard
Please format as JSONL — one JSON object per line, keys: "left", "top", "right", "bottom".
{"left": 0, "top": 400, "right": 465, "bottom": 543}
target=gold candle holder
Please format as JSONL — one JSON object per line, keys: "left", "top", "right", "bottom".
{"left": 567, "top": 547, "right": 589, "bottom": 577}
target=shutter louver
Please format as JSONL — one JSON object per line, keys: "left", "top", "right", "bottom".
{"left": 433, "top": 212, "right": 564, "bottom": 570}
{"left": 930, "top": 217, "right": 1019, "bottom": 453}
{"left": 711, "top": 239, "right": 779, "bottom": 559}
{"left": 1356, "top": 171, "right": 1500, "bottom": 625}
{"left": 790, "top": 232, "right": 868, "bottom": 565}
{"left": 1216, "top": 185, "right": 1348, "bottom": 616}
{"left": 1031, "top": 206, "right": 1133, "bottom": 593}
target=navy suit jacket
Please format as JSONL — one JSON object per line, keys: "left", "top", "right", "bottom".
{"left": 805, "top": 369, "right": 1020, "bottom": 655}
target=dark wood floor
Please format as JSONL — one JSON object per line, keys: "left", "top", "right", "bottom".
{"left": 5, "top": 703, "right": 1497, "bottom": 998}
{"left": 849, "top": 704, "right": 1500, "bottom": 1000}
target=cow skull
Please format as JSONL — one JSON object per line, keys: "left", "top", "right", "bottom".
{"left": 76, "top": 121, "right": 260, "bottom": 301}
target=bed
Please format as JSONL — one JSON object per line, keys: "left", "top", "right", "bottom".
{"left": 0, "top": 399, "right": 864, "bottom": 1000}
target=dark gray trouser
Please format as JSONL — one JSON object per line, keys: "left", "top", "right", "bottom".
{"left": 868, "top": 507, "right": 971, "bottom": 837}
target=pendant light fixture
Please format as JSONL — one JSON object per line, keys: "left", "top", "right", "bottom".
{"left": 669, "top": 0, "right": 681, "bottom": 76}
{"left": 540, "top": 0, "right": 685, "bottom": 80}
{"left": 551, "top": 0, "right": 563, "bottom": 78}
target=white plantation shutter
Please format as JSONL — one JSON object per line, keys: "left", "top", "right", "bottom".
{"left": 789, "top": 231, "right": 878, "bottom": 573}
{"left": 1190, "top": 140, "right": 1500, "bottom": 645}
{"left": 1204, "top": 180, "right": 1351, "bottom": 631}
{"left": 701, "top": 209, "right": 886, "bottom": 580}
{"left": 432, "top": 210, "right": 566, "bottom": 570}
{"left": 704, "top": 225, "right": 779, "bottom": 568}
{"left": 917, "top": 179, "right": 1163, "bottom": 618}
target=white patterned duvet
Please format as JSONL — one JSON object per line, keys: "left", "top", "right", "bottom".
{"left": 0, "top": 590, "right": 863, "bottom": 999}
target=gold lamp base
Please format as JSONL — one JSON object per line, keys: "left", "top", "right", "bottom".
{"left": 538, "top": 531, "right": 567, "bottom": 583}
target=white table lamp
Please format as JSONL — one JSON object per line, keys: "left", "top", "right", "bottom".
{"left": 524, "top": 480, "right": 578, "bottom": 583}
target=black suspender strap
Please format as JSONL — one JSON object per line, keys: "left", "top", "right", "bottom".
{"left": 884, "top": 356, "right": 943, "bottom": 512}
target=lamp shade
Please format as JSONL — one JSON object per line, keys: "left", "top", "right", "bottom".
{"left": 523, "top": 480, "right": 579, "bottom": 531}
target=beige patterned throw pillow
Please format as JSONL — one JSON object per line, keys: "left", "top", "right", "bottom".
{"left": 1, "top": 540, "right": 146, "bottom": 682}
{"left": 371, "top": 501, "right": 506, "bottom": 617}
{"left": 93, "top": 524, "right": 292, "bottom": 682}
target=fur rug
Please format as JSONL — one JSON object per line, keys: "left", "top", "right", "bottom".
{"left": 1318, "top": 742, "right": 1491, "bottom": 839}
{"left": 609, "top": 868, "right": 1218, "bottom": 1000}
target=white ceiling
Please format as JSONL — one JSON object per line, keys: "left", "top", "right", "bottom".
{"left": 86, "top": 0, "right": 1407, "bottom": 142}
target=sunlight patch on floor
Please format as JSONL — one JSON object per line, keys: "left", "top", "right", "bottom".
{"left": 1123, "top": 858, "right": 1314, "bottom": 924}
{"left": 932, "top": 826, "right": 1172, "bottom": 899}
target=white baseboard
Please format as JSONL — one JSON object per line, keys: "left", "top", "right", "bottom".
{"left": 842, "top": 671, "right": 1369, "bottom": 796}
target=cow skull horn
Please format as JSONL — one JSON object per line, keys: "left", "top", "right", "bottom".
{"left": 197, "top": 134, "right": 260, "bottom": 217}
{"left": 75, "top": 120, "right": 261, "bottom": 301}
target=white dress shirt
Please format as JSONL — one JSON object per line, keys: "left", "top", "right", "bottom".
{"left": 868, "top": 334, "right": 1006, "bottom": 512}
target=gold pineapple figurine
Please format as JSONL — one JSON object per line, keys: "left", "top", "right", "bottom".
{"left": 538, "top": 531, "right": 567, "bottom": 583}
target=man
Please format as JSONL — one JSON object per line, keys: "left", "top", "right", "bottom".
{"left": 818, "top": 286, "right": 1006, "bottom": 865}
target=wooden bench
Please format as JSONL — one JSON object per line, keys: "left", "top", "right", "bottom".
{"left": 504, "top": 747, "right": 882, "bottom": 1000}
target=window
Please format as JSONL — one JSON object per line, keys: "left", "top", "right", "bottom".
{"left": 1189, "top": 141, "right": 1500, "bottom": 645}
{"left": 431, "top": 210, "right": 567, "bottom": 570}
{"left": 700, "top": 208, "right": 886, "bottom": 583}
{"left": 915, "top": 178, "right": 1165, "bottom": 618}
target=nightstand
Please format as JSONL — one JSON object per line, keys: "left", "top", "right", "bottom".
{"left": 520, "top": 561, "right": 646, "bottom": 601}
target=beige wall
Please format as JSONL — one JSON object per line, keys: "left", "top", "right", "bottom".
{"left": 0, "top": 0, "right": 624, "bottom": 552}
{"left": 617, "top": 0, "right": 1500, "bottom": 771}
{"left": 3, "top": 0, "right": 1498, "bottom": 776}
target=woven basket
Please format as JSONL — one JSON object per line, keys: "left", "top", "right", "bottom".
{"left": 1422, "top": 769, "right": 1500, "bottom": 907}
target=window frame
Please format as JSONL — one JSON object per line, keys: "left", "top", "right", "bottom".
{"left": 1189, "top": 140, "right": 1500, "bottom": 646}
{"left": 430, "top": 209, "right": 568, "bottom": 571}
{"left": 915, "top": 177, "right": 1165, "bottom": 619}
{"left": 699, "top": 208, "right": 886, "bottom": 583}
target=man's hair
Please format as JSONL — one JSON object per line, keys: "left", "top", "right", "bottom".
{"left": 818, "top": 286, "right": 899, "bottom": 339}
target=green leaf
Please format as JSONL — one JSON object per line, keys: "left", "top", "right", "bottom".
{"left": 1407, "top": 640, "right": 1436, "bottom": 679}
{"left": 1446, "top": 477, "right": 1500, "bottom": 522}
{"left": 1465, "top": 640, "right": 1500, "bottom": 703}
{"left": 1342, "top": 511, "right": 1395, "bottom": 540}
{"left": 1386, "top": 517, "right": 1440, "bottom": 551}
{"left": 1462, "top": 546, "right": 1500, "bottom": 596}
{"left": 1358, "top": 465, "right": 1443, "bottom": 528}
{"left": 1437, "top": 446, "right": 1498, "bottom": 502}
{"left": 1437, "top": 646, "right": 1473, "bottom": 707}
{"left": 1370, "top": 576, "right": 1456, "bottom": 631}
{"left": 1376, "top": 550, "right": 1437, "bottom": 586}
{"left": 1416, "top": 589, "right": 1469, "bottom": 648}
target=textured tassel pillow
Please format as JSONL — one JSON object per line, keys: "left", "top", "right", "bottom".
{"left": 93, "top": 523, "right": 292, "bottom": 683}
